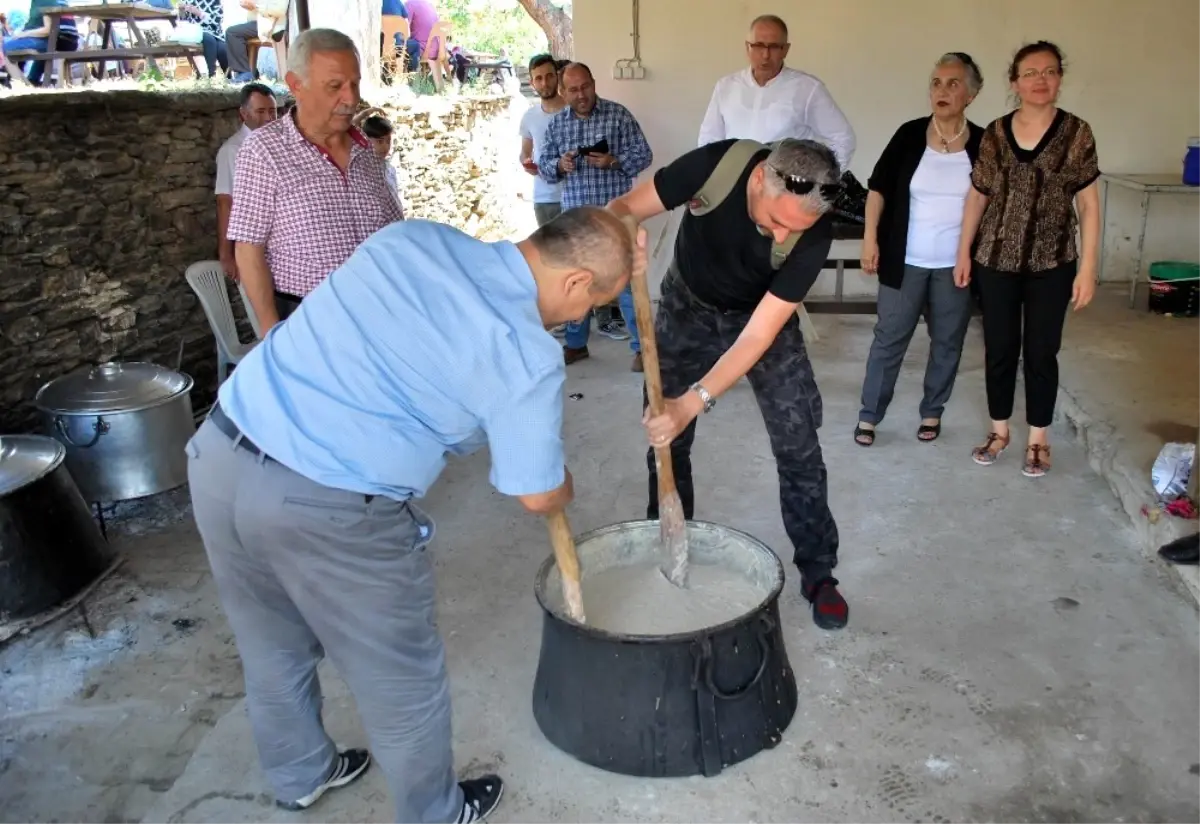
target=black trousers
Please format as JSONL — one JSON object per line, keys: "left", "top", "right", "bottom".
{"left": 644, "top": 266, "right": 840, "bottom": 577}
{"left": 201, "top": 32, "right": 228, "bottom": 77}
{"left": 975, "top": 261, "right": 1076, "bottom": 427}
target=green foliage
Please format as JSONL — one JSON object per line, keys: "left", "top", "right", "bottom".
{"left": 439, "top": 0, "right": 549, "bottom": 65}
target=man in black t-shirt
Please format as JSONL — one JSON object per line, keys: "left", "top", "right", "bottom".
{"left": 608, "top": 137, "right": 848, "bottom": 630}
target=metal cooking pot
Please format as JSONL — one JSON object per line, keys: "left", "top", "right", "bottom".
{"left": 34, "top": 361, "right": 196, "bottom": 502}
{"left": 0, "top": 435, "right": 113, "bottom": 622}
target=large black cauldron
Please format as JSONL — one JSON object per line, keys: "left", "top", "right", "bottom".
{"left": 532, "top": 520, "right": 797, "bottom": 778}
{"left": 0, "top": 435, "right": 113, "bottom": 622}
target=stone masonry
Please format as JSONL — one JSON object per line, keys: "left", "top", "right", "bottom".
{"left": 0, "top": 88, "right": 513, "bottom": 434}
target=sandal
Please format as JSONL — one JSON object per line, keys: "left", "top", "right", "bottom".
{"left": 854, "top": 424, "right": 876, "bottom": 447}
{"left": 1022, "top": 444, "right": 1052, "bottom": 478}
{"left": 971, "top": 431, "right": 1010, "bottom": 466}
{"left": 917, "top": 421, "right": 941, "bottom": 442}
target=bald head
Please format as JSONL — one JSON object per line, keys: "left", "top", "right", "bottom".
{"left": 530, "top": 206, "right": 633, "bottom": 292}
{"left": 562, "top": 62, "right": 598, "bottom": 116}
{"left": 746, "top": 15, "right": 789, "bottom": 83}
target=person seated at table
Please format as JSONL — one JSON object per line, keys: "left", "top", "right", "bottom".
{"left": 381, "top": 0, "right": 419, "bottom": 75}
{"left": 2, "top": 0, "right": 79, "bottom": 86}
{"left": 225, "top": 0, "right": 287, "bottom": 82}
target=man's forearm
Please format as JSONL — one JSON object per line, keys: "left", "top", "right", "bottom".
{"left": 234, "top": 242, "right": 280, "bottom": 331}
{"left": 216, "top": 196, "right": 234, "bottom": 259}
{"left": 698, "top": 332, "right": 774, "bottom": 402}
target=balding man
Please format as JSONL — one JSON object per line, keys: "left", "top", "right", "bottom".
{"left": 698, "top": 14, "right": 855, "bottom": 170}
{"left": 187, "top": 209, "right": 643, "bottom": 823}
{"left": 609, "top": 138, "right": 849, "bottom": 632}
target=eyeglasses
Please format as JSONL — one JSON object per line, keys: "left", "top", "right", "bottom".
{"left": 746, "top": 41, "right": 786, "bottom": 54}
{"left": 1019, "top": 67, "right": 1061, "bottom": 80}
{"left": 771, "top": 167, "right": 841, "bottom": 200}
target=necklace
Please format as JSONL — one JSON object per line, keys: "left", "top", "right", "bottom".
{"left": 933, "top": 117, "right": 966, "bottom": 152}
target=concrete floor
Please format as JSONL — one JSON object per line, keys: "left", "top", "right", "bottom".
{"left": 1, "top": 297, "right": 1198, "bottom": 824}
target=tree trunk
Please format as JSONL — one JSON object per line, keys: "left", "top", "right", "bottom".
{"left": 303, "top": 0, "right": 381, "bottom": 87}
{"left": 516, "top": 0, "right": 573, "bottom": 59}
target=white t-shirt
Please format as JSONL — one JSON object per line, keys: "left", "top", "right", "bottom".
{"left": 519, "top": 103, "right": 563, "bottom": 204}
{"left": 214, "top": 124, "right": 250, "bottom": 197}
{"left": 905, "top": 147, "right": 972, "bottom": 269}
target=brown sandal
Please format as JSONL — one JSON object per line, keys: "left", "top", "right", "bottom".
{"left": 1022, "top": 444, "right": 1052, "bottom": 477}
{"left": 971, "top": 432, "right": 1010, "bottom": 466}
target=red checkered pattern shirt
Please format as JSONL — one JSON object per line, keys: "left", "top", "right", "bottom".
{"left": 227, "top": 110, "right": 404, "bottom": 297}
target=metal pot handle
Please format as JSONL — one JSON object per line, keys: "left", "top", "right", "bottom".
{"left": 693, "top": 614, "right": 774, "bottom": 701}
{"left": 55, "top": 415, "right": 109, "bottom": 448}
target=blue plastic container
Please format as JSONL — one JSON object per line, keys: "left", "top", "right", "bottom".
{"left": 1184, "top": 137, "right": 1200, "bottom": 186}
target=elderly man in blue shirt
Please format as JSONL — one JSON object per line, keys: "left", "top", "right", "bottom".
{"left": 186, "top": 207, "right": 644, "bottom": 824}
{"left": 539, "top": 62, "right": 653, "bottom": 371}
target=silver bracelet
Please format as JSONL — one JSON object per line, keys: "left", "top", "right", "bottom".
{"left": 690, "top": 382, "right": 715, "bottom": 413}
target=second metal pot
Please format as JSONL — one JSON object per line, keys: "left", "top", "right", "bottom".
{"left": 34, "top": 362, "right": 196, "bottom": 502}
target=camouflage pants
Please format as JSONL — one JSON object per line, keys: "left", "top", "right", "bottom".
{"left": 644, "top": 265, "right": 840, "bottom": 576}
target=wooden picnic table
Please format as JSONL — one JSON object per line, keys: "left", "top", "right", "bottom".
{"left": 3, "top": 1, "right": 200, "bottom": 88}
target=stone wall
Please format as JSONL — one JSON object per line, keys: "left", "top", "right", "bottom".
{"left": 0, "top": 88, "right": 514, "bottom": 434}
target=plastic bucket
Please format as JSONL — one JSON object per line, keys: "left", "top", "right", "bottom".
{"left": 1148, "top": 261, "right": 1200, "bottom": 317}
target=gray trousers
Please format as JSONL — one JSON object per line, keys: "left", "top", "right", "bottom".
{"left": 533, "top": 201, "right": 562, "bottom": 226}
{"left": 859, "top": 264, "right": 972, "bottom": 424}
{"left": 186, "top": 419, "right": 461, "bottom": 823}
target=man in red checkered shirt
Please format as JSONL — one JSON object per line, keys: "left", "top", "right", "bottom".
{"left": 229, "top": 28, "right": 403, "bottom": 334}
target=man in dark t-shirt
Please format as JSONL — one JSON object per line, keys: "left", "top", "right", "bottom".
{"left": 609, "top": 137, "right": 848, "bottom": 630}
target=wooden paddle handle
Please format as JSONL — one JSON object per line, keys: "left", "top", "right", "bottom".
{"left": 629, "top": 254, "right": 677, "bottom": 492}
{"left": 545, "top": 510, "right": 585, "bottom": 623}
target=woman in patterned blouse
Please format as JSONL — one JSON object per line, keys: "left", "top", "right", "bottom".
{"left": 954, "top": 40, "right": 1100, "bottom": 478}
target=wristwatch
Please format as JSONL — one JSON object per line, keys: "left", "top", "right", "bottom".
{"left": 690, "top": 382, "right": 715, "bottom": 413}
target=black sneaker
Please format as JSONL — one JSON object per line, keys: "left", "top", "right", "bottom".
{"left": 456, "top": 774, "right": 504, "bottom": 822}
{"left": 275, "top": 748, "right": 371, "bottom": 811}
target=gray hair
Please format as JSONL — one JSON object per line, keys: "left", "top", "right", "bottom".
{"left": 290, "top": 28, "right": 360, "bottom": 81}
{"left": 531, "top": 206, "right": 634, "bottom": 292}
{"left": 749, "top": 14, "right": 788, "bottom": 40}
{"left": 935, "top": 52, "right": 984, "bottom": 97}
{"left": 763, "top": 138, "right": 840, "bottom": 213}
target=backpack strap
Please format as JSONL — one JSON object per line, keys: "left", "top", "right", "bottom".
{"left": 688, "top": 139, "right": 769, "bottom": 216}
{"left": 688, "top": 139, "right": 801, "bottom": 270}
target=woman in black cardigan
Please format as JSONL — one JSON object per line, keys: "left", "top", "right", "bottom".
{"left": 854, "top": 52, "right": 986, "bottom": 446}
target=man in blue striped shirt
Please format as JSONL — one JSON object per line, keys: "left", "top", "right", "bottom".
{"left": 539, "top": 62, "right": 653, "bottom": 371}
{"left": 186, "top": 207, "right": 643, "bottom": 823}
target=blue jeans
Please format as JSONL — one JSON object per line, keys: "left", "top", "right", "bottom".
{"left": 4, "top": 34, "right": 48, "bottom": 84}
{"left": 393, "top": 34, "right": 421, "bottom": 72}
{"left": 4, "top": 28, "right": 78, "bottom": 85}
{"left": 564, "top": 285, "right": 640, "bottom": 353}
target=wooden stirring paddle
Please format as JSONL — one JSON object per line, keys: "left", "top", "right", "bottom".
{"left": 627, "top": 229, "right": 690, "bottom": 589}
{"left": 545, "top": 510, "right": 585, "bottom": 623}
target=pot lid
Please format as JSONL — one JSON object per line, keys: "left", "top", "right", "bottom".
{"left": 0, "top": 434, "right": 66, "bottom": 497}
{"left": 35, "top": 362, "right": 193, "bottom": 414}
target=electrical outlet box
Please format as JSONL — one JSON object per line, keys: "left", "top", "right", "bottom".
{"left": 631, "top": 65, "right": 645, "bottom": 80}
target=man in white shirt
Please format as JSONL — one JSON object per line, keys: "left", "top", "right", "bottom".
{"left": 215, "top": 82, "right": 278, "bottom": 281}
{"left": 518, "top": 53, "right": 564, "bottom": 226}
{"left": 698, "top": 14, "right": 855, "bottom": 171}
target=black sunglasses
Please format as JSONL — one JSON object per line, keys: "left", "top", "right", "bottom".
{"left": 771, "top": 167, "right": 841, "bottom": 200}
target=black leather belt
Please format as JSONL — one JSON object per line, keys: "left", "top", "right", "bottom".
{"left": 209, "top": 403, "right": 268, "bottom": 459}
{"left": 208, "top": 403, "right": 376, "bottom": 503}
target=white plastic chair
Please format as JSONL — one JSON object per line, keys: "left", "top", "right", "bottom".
{"left": 185, "top": 261, "right": 256, "bottom": 383}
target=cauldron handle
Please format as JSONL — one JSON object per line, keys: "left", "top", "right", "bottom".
{"left": 694, "top": 615, "right": 774, "bottom": 701}
{"left": 55, "top": 415, "right": 109, "bottom": 448}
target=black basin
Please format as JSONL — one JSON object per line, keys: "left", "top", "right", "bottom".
{"left": 532, "top": 519, "right": 798, "bottom": 778}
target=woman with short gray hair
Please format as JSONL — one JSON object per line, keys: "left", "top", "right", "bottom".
{"left": 854, "top": 52, "right": 986, "bottom": 446}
